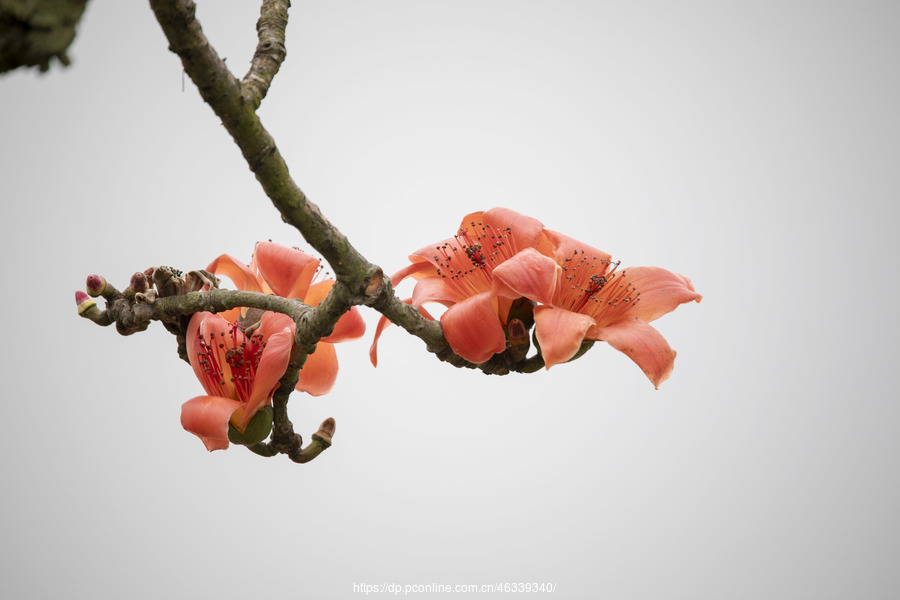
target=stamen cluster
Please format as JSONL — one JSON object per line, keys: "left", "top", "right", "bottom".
{"left": 432, "top": 220, "right": 518, "bottom": 297}
{"left": 195, "top": 323, "right": 267, "bottom": 402}
{"left": 557, "top": 249, "right": 640, "bottom": 321}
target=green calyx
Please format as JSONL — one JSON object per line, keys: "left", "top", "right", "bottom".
{"left": 228, "top": 406, "right": 274, "bottom": 446}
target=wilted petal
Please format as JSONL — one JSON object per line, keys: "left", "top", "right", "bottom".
{"left": 181, "top": 395, "right": 243, "bottom": 451}
{"left": 614, "top": 267, "right": 703, "bottom": 323}
{"left": 492, "top": 248, "right": 559, "bottom": 304}
{"left": 253, "top": 241, "right": 320, "bottom": 299}
{"left": 533, "top": 305, "right": 596, "bottom": 368}
{"left": 296, "top": 342, "right": 338, "bottom": 397}
{"left": 441, "top": 292, "right": 507, "bottom": 363}
{"left": 588, "top": 319, "right": 678, "bottom": 389}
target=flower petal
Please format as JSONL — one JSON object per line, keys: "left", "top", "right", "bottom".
{"left": 588, "top": 319, "right": 678, "bottom": 389}
{"left": 533, "top": 305, "right": 596, "bottom": 368}
{"left": 325, "top": 307, "right": 366, "bottom": 343}
{"left": 253, "top": 241, "right": 320, "bottom": 299}
{"left": 296, "top": 342, "right": 338, "bottom": 396}
{"left": 440, "top": 292, "right": 507, "bottom": 363}
{"left": 187, "top": 312, "right": 240, "bottom": 399}
{"left": 369, "top": 300, "right": 436, "bottom": 367}
{"left": 254, "top": 311, "right": 296, "bottom": 341}
{"left": 391, "top": 258, "right": 438, "bottom": 284}
{"left": 480, "top": 207, "right": 546, "bottom": 252}
{"left": 206, "top": 254, "right": 264, "bottom": 293}
{"left": 181, "top": 395, "right": 243, "bottom": 451}
{"left": 302, "top": 280, "right": 366, "bottom": 342}
{"left": 615, "top": 267, "right": 703, "bottom": 323}
{"left": 543, "top": 229, "right": 613, "bottom": 266}
{"left": 411, "top": 275, "right": 468, "bottom": 308}
{"left": 238, "top": 318, "right": 293, "bottom": 429}
{"left": 491, "top": 247, "right": 559, "bottom": 304}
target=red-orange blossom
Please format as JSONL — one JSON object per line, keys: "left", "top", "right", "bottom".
{"left": 373, "top": 209, "right": 701, "bottom": 387}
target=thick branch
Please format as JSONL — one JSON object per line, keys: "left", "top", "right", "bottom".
{"left": 147, "top": 1, "right": 538, "bottom": 376}
{"left": 149, "top": 0, "right": 375, "bottom": 293}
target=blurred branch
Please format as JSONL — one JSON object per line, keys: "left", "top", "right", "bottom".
{"left": 0, "top": 0, "right": 88, "bottom": 73}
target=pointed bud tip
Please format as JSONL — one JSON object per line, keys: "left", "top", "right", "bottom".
{"left": 85, "top": 274, "right": 106, "bottom": 296}
{"left": 75, "top": 291, "right": 97, "bottom": 314}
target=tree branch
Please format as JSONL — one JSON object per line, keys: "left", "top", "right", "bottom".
{"left": 147, "top": 0, "right": 535, "bottom": 376}
{"left": 241, "top": 0, "right": 289, "bottom": 108}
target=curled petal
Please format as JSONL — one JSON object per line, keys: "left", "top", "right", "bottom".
{"left": 206, "top": 253, "right": 264, "bottom": 293}
{"left": 390, "top": 259, "right": 437, "bottom": 285}
{"left": 369, "top": 300, "right": 436, "bottom": 367}
{"left": 253, "top": 241, "right": 320, "bottom": 299}
{"left": 296, "top": 342, "right": 338, "bottom": 397}
{"left": 440, "top": 292, "right": 507, "bottom": 363}
{"left": 411, "top": 276, "right": 467, "bottom": 308}
{"left": 533, "top": 306, "right": 596, "bottom": 368}
{"left": 181, "top": 395, "right": 242, "bottom": 451}
{"left": 492, "top": 248, "right": 559, "bottom": 304}
{"left": 588, "top": 319, "right": 678, "bottom": 389}
{"left": 238, "top": 319, "right": 293, "bottom": 429}
{"left": 616, "top": 267, "right": 703, "bottom": 323}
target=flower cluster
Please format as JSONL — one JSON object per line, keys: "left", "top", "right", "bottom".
{"left": 182, "top": 242, "right": 366, "bottom": 451}
{"left": 78, "top": 212, "right": 701, "bottom": 455}
{"left": 371, "top": 208, "right": 701, "bottom": 388}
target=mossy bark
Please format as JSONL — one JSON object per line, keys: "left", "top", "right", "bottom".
{"left": 0, "top": 0, "right": 88, "bottom": 73}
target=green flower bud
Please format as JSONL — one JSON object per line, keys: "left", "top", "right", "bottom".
{"left": 227, "top": 406, "right": 274, "bottom": 446}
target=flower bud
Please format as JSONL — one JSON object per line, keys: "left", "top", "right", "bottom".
{"left": 75, "top": 290, "right": 95, "bottom": 313}
{"left": 85, "top": 274, "right": 106, "bottom": 297}
{"left": 75, "top": 290, "right": 105, "bottom": 322}
{"left": 130, "top": 271, "right": 149, "bottom": 293}
{"left": 311, "top": 417, "right": 335, "bottom": 447}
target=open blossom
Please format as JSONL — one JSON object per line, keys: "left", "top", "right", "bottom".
{"left": 181, "top": 311, "right": 294, "bottom": 451}
{"left": 492, "top": 229, "right": 702, "bottom": 387}
{"left": 206, "top": 241, "right": 365, "bottom": 396}
{"left": 370, "top": 207, "right": 550, "bottom": 364}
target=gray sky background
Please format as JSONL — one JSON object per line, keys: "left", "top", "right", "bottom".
{"left": 2, "top": 1, "right": 898, "bottom": 598}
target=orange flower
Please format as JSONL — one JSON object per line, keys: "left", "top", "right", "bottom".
{"left": 181, "top": 311, "right": 294, "bottom": 451}
{"left": 206, "top": 241, "right": 366, "bottom": 396}
{"left": 370, "top": 207, "right": 550, "bottom": 364}
{"left": 492, "top": 230, "right": 702, "bottom": 387}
